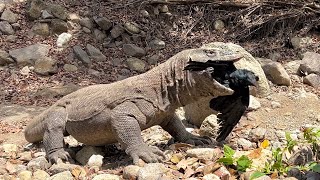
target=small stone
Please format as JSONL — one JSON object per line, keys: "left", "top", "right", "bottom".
{"left": 0, "top": 3, "right": 5, "bottom": 13}
{"left": 32, "top": 23, "right": 50, "bottom": 36}
{"left": 140, "top": 10, "right": 149, "bottom": 17}
{"left": 5, "top": 161, "right": 17, "bottom": 174}
{"left": 123, "top": 44, "right": 146, "bottom": 57}
{"left": 93, "top": 28, "right": 106, "bottom": 42}
{"left": 284, "top": 60, "right": 301, "bottom": 75}
{"left": 34, "top": 152, "right": 46, "bottom": 157}
{"left": 2, "top": 144, "right": 18, "bottom": 154}
{"left": 18, "top": 170, "right": 32, "bottom": 180}
{"left": 303, "top": 74, "right": 320, "bottom": 88}
{"left": 49, "top": 162, "right": 79, "bottom": 175}
{"left": 49, "top": 171, "right": 73, "bottom": 180}
{"left": 41, "top": 10, "right": 53, "bottom": 19}
{"left": 147, "top": 55, "right": 160, "bottom": 65}
{"left": 1, "top": 9, "right": 18, "bottom": 23}
{"left": 299, "top": 52, "right": 320, "bottom": 75}
{"left": 87, "top": 154, "right": 104, "bottom": 167}
{"left": 86, "top": 44, "right": 106, "bottom": 61}
{"left": 199, "top": 114, "right": 219, "bottom": 138}
{"left": 51, "top": 19, "right": 68, "bottom": 34}
{"left": 214, "top": 20, "right": 225, "bottom": 31}
{"left": 57, "top": 32, "right": 72, "bottom": 47}
{"left": 75, "top": 146, "right": 104, "bottom": 165}
{"left": 271, "top": 101, "right": 281, "bottom": 109}
{"left": 203, "top": 174, "right": 220, "bottom": 180}
{"left": 126, "top": 57, "right": 146, "bottom": 72}
{"left": 27, "top": 156, "right": 50, "bottom": 171}
{"left": 159, "top": 5, "right": 169, "bottom": 13}
{"left": 186, "top": 148, "right": 216, "bottom": 160}
{"left": 20, "top": 66, "right": 31, "bottom": 75}
{"left": 47, "top": 4, "right": 68, "bottom": 20}
{"left": 79, "top": 17, "right": 94, "bottom": 29}
{"left": 124, "top": 22, "right": 140, "bottom": 34}
{"left": 123, "top": 165, "right": 141, "bottom": 180}
{"left": 88, "top": 69, "right": 101, "bottom": 77}
{"left": 11, "top": 23, "right": 21, "bottom": 30}
{"left": 27, "top": 0, "right": 47, "bottom": 19}
{"left": 263, "top": 62, "right": 291, "bottom": 86}
{"left": 34, "top": 56, "right": 57, "bottom": 75}
{"left": 111, "top": 58, "right": 123, "bottom": 66}
{"left": 73, "top": 45, "right": 91, "bottom": 66}
{"left": 92, "top": 174, "right": 120, "bottom": 180}
{"left": 214, "top": 166, "right": 231, "bottom": 180}
{"left": 248, "top": 95, "right": 261, "bottom": 111}
{"left": 237, "top": 138, "right": 253, "bottom": 150}
{"left": 0, "top": 49, "right": 14, "bottom": 65}
{"left": 93, "top": 16, "right": 112, "bottom": 31}
{"left": 33, "top": 169, "right": 50, "bottom": 180}
{"left": 305, "top": 171, "right": 320, "bottom": 180}
{"left": 138, "top": 163, "right": 168, "bottom": 180}
{"left": 83, "top": 27, "right": 91, "bottom": 33}
{"left": 291, "top": 37, "right": 313, "bottom": 49}
{"left": 6, "top": 35, "right": 17, "bottom": 42}
{"left": 19, "top": 152, "right": 32, "bottom": 161}
{"left": 110, "top": 24, "right": 125, "bottom": 38}
{"left": 115, "top": 41, "right": 124, "bottom": 47}
{"left": 63, "top": 64, "right": 78, "bottom": 72}
{"left": 268, "top": 52, "right": 282, "bottom": 61}
{"left": 68, "top": 13, "right": 80, "bottom": 23}
{"left": 0, "top": 21, "right": 14, "bottom": 35}
{"left": 149, "top": 39, "right": 165, "bottom": 50}
{"left": 250, "top": 127, "right": 267, "bottom": 142}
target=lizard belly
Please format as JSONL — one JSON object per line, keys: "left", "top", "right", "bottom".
{"left": 65, "top": 112, "right": 117, "bottom": 146}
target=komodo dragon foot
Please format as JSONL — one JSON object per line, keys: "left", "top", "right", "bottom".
{"left": 48, "top": 149, "right": 71, "bottom": 164}
{"left": 126, "top": 144, "right": 166, "bottom": 165}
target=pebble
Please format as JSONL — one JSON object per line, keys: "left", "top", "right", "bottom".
{"left": 92, "top": 174, "right": 120, "bottom": 180}
{"left": 18, "top": 170, "right": 32, "bottom": 180}
{"left": 186, "top": 148, "right": 216, "bottom": 160}
{"left": 138, "top": 163, "right": 168, "bottom": 180}
{"left": 27, "top": 156, "right": 50, "bottom": 171}
{"left": 49, "top": 171, "right": 74, "bottom": 180}
{"left": 123, "top": 165, "right": 141, "bottom": 179}
{"left": 33, "top": 169, "right": 50, "bottom": 180}
{"left": 57, "top": 33, "right": 72, "bottom": 47}
{"left": 87, "top": 154, "right": 104, "bottom": 167}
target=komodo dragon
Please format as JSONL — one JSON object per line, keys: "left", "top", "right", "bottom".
{"left": 25, "top": 48, "right": 245, "bottom": 164}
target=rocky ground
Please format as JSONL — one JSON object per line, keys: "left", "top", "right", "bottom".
{"left": 0, "top": 0, "right": 320, "bottom": 179}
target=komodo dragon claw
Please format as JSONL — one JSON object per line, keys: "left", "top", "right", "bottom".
{"left": 48, "top": 149, "right": 71, "bottom": 164}
{"left": 126, "top": 145, "right": 166, "bottom": 165}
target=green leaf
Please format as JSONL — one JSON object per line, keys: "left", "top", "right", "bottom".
{"left": 311, "top": 164, "right": 320, "bottom": 173}
{"left": 223, "top": 145, "right": 235, "bottom": 158}
{"left": 285, "top": 132, "right": 292, "bottom": 142}
{"left": 249, "top": 171, "right": 266, "bottom": 180}
{"left": 217, "top": 157, "right": 234, "bottom": 166}
{"left": 236, "top": 155, "right": 252, "bottom": 172}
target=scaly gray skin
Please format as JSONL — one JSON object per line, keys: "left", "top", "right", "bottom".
{"left": 24, "top": 47, "right": 242, "bottom": 164}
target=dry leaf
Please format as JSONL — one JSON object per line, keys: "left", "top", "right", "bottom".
{"left": 261, "top": 139, "right": 270, "bottom": 149}
{"left": 183, "top": 166, "right": 195, "bottom": 178}
{"left": 248, "top": 148, "right": 263, "bottom": 159}
{"left": 169, "top": 143, "right": 193, "bottom": 150}
{"left": 203, "top": 163, "right": 221, "bottom": 175}
{"left": 72, "top": 166, "right": 86, "bottom": 179}
{"left": 177, "top": 157, "right": 198, "bottom": 170}
{"left": 170, "top": 153, "right": 183, "bottom": 164}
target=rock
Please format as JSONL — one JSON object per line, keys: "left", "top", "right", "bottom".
{"left": 33, "top": 169, "right": 50, "bottom": 180}
{"left": 49, "top": 171, "right": 73, "bottom": 180}
{"left": 34, "top": 56, "right": 57, "bottom": 75}
{"left": 237, "top": 138, "right": 253, "bottom": 150}
{"left": 147, "top": 54, "right": 160, "bottom": 65}
{"left": 75, "top": 146, "right": 104, "bottom": 165}
{"left": 88, "top": 69, "right": 101, "bottom": 77}
{"left": 299, "top": 52, "right": 320, "bottom": 75}
{"left": 93, "top": 16, "right": 112, "bottom": 31}
{"left": 203, "top": 174, "right": 220, "bottom": 180}
{"left": 140, "top": 10, "right": 150, "bottom": 17}
{"left": 41, "top": 10, "right": 53, "bottom": 19}
{"left": 27, "top": 156, "right": 50, "bottom": 171}
{"left": 35, "top": 84, "right": 79, "bottom": 98}
{"left": 1, "top": 9, "right": 18, "bottom": 23}
{"left": 290, "top": 37, "right": 313, "bottom": 49}
{"left": 123, "top": 165, "right": 141, "bottom": 180}
{"left": 2, "top": 144, "right": 18, "bottom": 154}
{"left": 93, "top": 28, "right": 106, "bottom": 42}
{"left": 305, "top": 171, "right": 320, "bottom": 180}
{"left": 57, "top": 32, "right": 72, "bottom": 47}
{"left": 20, "top": 66, "right": 31, "bottom": 75}
{"left": 303, "top": 74, "right": 320, "bottom": 88}
{"left": 186, "top": 148, "right": 216, "bottom": 160}
{"left": 149, "top": 39, "right": 165, "bottom": 50}
{"left": 159, "top": 5, "right": 169, "bottom": 13}
{"left": 199, "top": 114, "right": 219, "bottom": 138}
{"left": 47, "top": 4, "right": 68, "bottom": 20}
{"left": 19, "top": 152, "right": 32, "bottom": 161}
{"left": 288, "top": 146, "right": 313, "bottom": 166}
{"left": 63, "top": 64, "right": 78, "bottom": 72}
{"left": 83, "top": 27, "right": 91, "bottom": 33}
{"left": 49, "top": 163, "right": 79, "bottom": 175}
{"left": 268, "top": 52, "right": 282, "bottom": 61}
{"left": 262, "top": 62, "right": 291, "bottom": 86}
{"left": 123, "top": 44, "right": 146, "bottom": 57}
{"left": 138, "top": 163, "right": 168, "bottom": 180}
{"left": 248, "top": 95, "right": 261, "bottom": 111}
{"left": 86, "top": 44, "right": 106, "bottom": 61}
{"left": 249, "top": 127, "right": 266, "bottom": 142}
{"left": 284, "top": 60, "right": 301, "bottom": 75}
{"left": 110, "top": 24, "right": 125, "bottom": 38}
{"left": 0, "top": 21, "right": 14, "bottom": 34}
{"left": 11, "top": 23, "right": 21, "bottom": 30}
{"left": 68, "top": 13, "right": 80, "bottom": 23}
{"left": 214, "top": 20, "right": 225, "bottom": 31}
{"left": 271, "top": 101, "right": 281, "bottom": 109}
{"left": 214, "top": 166, "right": 231, "bottom": 180}
{"left": 87, "top": 154, "right": 104, "bottom": 167}
{"left": 0, "top": 3, "right": 5, "bottom": 13}
{"left": 124, "top": 22, "right": 140, "bottom": 34}
{"left": 32, "top": 23, "right": 50, "bottom": 36}
{"left": 0, "top": 49, "right": 14, "bottom": 65}
{"left": 27, "top": 0, "right": 47, "bottom": 19}
{"left": 111, "top": 58, "right": 123, "bottom": 66}
{"left": 9, "top": 43, "right": 50, "bottom": 66}
{"left": 73, "top": 45, "right": 91, "bottom": 66}
{"left": 79, "top": 17, "right": 94, "bottom": 29}
{"left": 92, "top": 174, "right": 120, "bottom": 180}
{"left": 126, "top": 57, "right": 146, "bottom": 72}
{"left": 18, "top": 170, "right": 32, "bottom": 180}
{"left": 287, "top": 167, "right": 303, "bottom": 180}
{"left": 51, "top": 19, "right": 68, "bottom": 34}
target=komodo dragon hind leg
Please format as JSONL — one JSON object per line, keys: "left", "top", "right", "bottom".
{"left": 161, "top": 114, "right": 213, "bottom": 145}
{"left": 43, "top": 106, "right": 71, "bottom": 164}
{"left": 110, "top": 102, "right": 165, "bottom": 165}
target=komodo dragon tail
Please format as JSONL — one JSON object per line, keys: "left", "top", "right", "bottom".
{"left": 24, "top": 109, "right": 49, "bottom": 143}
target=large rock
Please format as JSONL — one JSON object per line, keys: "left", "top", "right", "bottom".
{"left": 93, "top": 29, "right": 106, "bottom": 42}
{"left": 110, "top": 24, "right": 125, "bottom": 38}
{"left": 123, "top": 44, "right": 146, "bottom": 57}
{"left": 303, "top": 74, "right": 320, "bottom": 88}
{"left": 1, "top": 9, "right": 18, "bottom": 23}
{"left": 0, "top": 49, "right": 14, "bottom": 65}
{"left": 51, "top": 19, "right": 68, "bottom": 34}
{"left": 79, "top": 17, "right": 94, "bottom": 29}
{"left": 0, "top": 21, "right": 14, "bottom": 34}
{"left": 93, "top": 16, "right": 112, "bottom": 31}
{"left": 262, "top": 62, "right": 291, "bottom": 86}
{"left": 86, "top": 44, "right": 106, "bottom": 61}
{"left": 26, "top": 0, "right": 47, "bottom": 19}
{"left": 73, "top": 45, "right": 91, "bottom": 66}
{"left": 34, "top": 56, "right": 57, "bottom": 75}
{"left": 299, "top": 52, "right": 320, "bottom": 75}
{"left": 124, "top": 22, "right": 140, "bottom": 34}
{"left": 126, "top": 57, "right": 146, "bottom": 72}
{"left": 284, "top": 60, "right": 301, "bottom": 75}
{"left": 32, "top": 23, "right": 50, "bottom": 36}
{"left": 9, "top": 44, "right": 50, "bottom": 66}
{"left": 47, "top": 4, "right": 67, "bottom": 20}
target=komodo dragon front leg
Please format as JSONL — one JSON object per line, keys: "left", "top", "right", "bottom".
{"left": 161, "top": 114, "right": 212, "bottom": 145}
